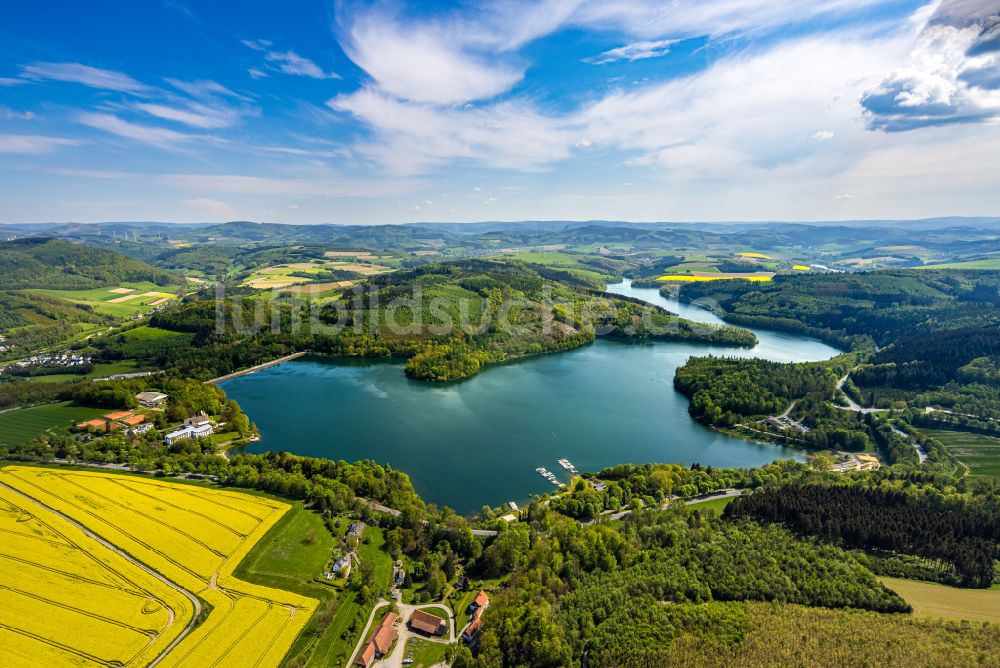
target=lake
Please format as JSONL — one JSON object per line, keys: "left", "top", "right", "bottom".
{"left": 222, "top": 281, "right": 840, "bottom": 514}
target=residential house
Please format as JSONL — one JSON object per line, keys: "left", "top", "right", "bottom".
{"left": 135, "top": 391, "right": 168, "bottom": 407}
{"left": 348, "top": 522, "right": 365, "bottom": 541}
{"left": 462, "top": 616, "right": 482, "bottom": 641}
{"left": 409, "top": 609, "right": 446, "bottom": 636}
{"left": 456, "top": 575, "right": 468, "bottom": 590}
{"left": 469, "top": 590, "right": 490, "bottom": 614}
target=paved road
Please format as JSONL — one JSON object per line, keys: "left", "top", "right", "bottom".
{"left": 345, "top": 599, "right": 390, "bottom": 668}
{"left": 383, "top": 602, "right": 455, "bottom": 668}
{"left": 583, "top": 488, "right": 744, "bottom": 524}
{"left": 835, "top": 374, "right": 888, "bottom": 414}
{"left": 0, "top": 479, "right": 202, "bottom": 667}
{"left": 890, "top": 425, "right": 929, "bottom": 463}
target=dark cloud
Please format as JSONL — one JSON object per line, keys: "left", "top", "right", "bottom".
{"left": 861, "top": 0, "right": 1000, "bottom": 132}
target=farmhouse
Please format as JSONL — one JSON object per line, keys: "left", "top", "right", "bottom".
{"left": 354, "top": 611, "right": 397, "bottom": 667}
{"left": 409, "top": 609, "right": 446, "bottom": 636}
{"left": 462, "top": 616, "right": 482, "bottom": 641}
{"left": 470, "top": 590, "right": 490, "bottom": 613}
{"left": 135, "top": 391, "right": 168, "bottom": 407}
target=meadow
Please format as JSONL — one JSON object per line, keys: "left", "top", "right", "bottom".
{"left": 404, "top": 637, "right": 451, "bottom": 667}
{"left": 917, "top": 257, "right": 1000, "bottom": 270}
{"left": 0, "top": 401, "right": 106, "bottom": 446}
{"left": 880, "top": 577, "right": 1000, "bottom": 623}
{"left": 0, "top": 481, "right": 194, "bottom": 666}
{"left": 920, "top": 428, "right": 1000, "bottom": 477}
{"left": 0, "top": 466, "right": 318, "bottom": 668}
{"left": 28, "top": 282, "right": 178, "bottom": 316}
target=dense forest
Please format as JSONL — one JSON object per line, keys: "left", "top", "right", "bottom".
{"left": 0, "top": 238, "right": 179, "bottom": 290}
{"left": 86, "top": 259, "right": 754, "bottom": 381}
{"left": 726, "top": 479, "right": 1000, "bottom": 587}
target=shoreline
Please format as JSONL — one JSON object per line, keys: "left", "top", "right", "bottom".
{"left": 205, "top": 351, "right": 307, "bottom": 384}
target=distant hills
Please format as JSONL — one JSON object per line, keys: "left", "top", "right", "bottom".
{"left": 0, "top": 238, "right": 179, "bottom": 290}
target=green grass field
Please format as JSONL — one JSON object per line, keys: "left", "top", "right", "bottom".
{"left": 357, "top": 526, "right": 394, "bottom": 593}
{"left": 916, "top": 257, "right": 1000, "bottom": 270}
{"left": 28, "top": 282, "right": 179, "bottom": 316}
{"left": 880, "top": 577, "right": 1000, "bottom": 623}
{"left": 233, "top": 503, "right": 382, "bottom": 668}
{"left": 685, "top": 496, "right": 737, "bottom": 514}
{"left": 0, "top": 401, "right": 106, "bottom": 446}
{"left": 23, "top": 360, "right": 142, "bottom": 384}
{"left": 920, "top": 428, "right": 1000, "bottom": 477}
{"left": 403, "top": 637, "right": 451, "bottom": 667}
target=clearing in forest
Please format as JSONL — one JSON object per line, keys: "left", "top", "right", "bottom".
{"left": 880, "top": 577, "right": 1000, "bottom": 623}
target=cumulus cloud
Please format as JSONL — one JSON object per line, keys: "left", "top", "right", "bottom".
{"left": 861, "top": 0, "right": 1000, "bottom": 131}
{"left": 584, "top": 39, "right": 678, "bottom": 64}
{"left": 20, "top": 62, "right": 150, "bottom": 93}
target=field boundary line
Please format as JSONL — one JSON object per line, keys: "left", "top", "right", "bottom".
{"left": 0, "top": 479, "right": 202, "bottom": 667}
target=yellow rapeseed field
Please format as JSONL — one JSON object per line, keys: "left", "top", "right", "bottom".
{"left": 792, "top": 265, "right": 811, "bottom": 271}
{"left": 0, "top": 481, "right": 194, "bottom": 667}
{"left": 0, "top": 466, "right": 318, "bottom": 668}
{"left": 656, "top": 274, "right": 774, "bottom": 282}
{"left": 737, "top": 252, "right": 772, "bottom": 259}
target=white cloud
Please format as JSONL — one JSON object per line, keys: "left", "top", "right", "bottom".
{"left": 0, "top": 134, "right": 81, "bottom": 154}
{"left": 77, "top": 112, "right": 207, "bottom": 148}
{"left": 265, "top": 51, "right": 338, "bottom": 79}
{"left": 133, "top": 102, "right": 244, "bottom": 129}
{"left": 0, "top": 106, "right": 35, "bottom": 121}
{"left": 812, "top": 130, "right": 835, "bottom": 140}
{"left": 835, "top": 193, "right": 856, "bottom": 198}
{"left": 20, "top": 62, "right": 149, "bottom": 93}
{"left": 861, "top": 13, "right": 1000, "bottom": 130}
{"left": 584, "top": 39, "right": 678, "bottom": 64}
{"left": 339, "top": 9, "right": 523, "bottom": 104}
{"left": 165, "top": 78, "right": 252, "bottom": 103}
{"left": 161, "top": 173, "right": 419, "bottom": 198}
{"left": 328, "top": 87, "right": 575, "bottom": 173}
{"left": 0, "top": 77, "right": 26, "bottom": 86}
{"left": 241, "top": 38, "right": 272, "bottom": 51}
{"left": 181, "top": 197, "right": 237, "bottom": 218}
{"left": 248, "top": 67, "right": 268, "bottom": 79}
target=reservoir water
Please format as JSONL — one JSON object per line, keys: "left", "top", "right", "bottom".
{"left": 222, "top": 281, "right": 840, "bottom": 514}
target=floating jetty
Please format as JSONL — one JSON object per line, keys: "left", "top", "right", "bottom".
{"left": 536, "top": 467, "right": 564, "bottom": 487}
{"left": 557, "top": 458, "right": 578, "bottom": 474}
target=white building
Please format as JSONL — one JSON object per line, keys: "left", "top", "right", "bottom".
{"left": 164, "top": 423, "right": 213, "bottom": 445}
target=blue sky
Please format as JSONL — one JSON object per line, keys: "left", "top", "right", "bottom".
{"left": 1, "top": 0, "right": 998, "bottom": 224}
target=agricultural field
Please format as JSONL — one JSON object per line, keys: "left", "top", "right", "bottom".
{"left": 920, "top": 428, "right": 1000, "bottom": 477}
{"left": 28, "top": 282, "right": 180, "bottom": 316}
{"left": 243, "top": 258, "right": 392, "bottom": 289}
{"left": 0, "top": 401, "right": 106, "bottom": 446}
{"left": 879, "top": 577, "right": 1000, "bottom": 623}
{"left": 656, "top": 274, "right": 774, "bottom": 282}
{"left": 0, "top": 466, "right": 318, "bottom": 668}
{"left": 0, "top": 482, "right": 195, "bottom": 667}
{"left": 917, "top": 257, "right": 1000, "bottom": 270}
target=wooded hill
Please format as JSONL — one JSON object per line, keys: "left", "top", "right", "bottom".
{"left": 0, "top": 238, "right": 179, "bottom": 290}
{"left": 94, "top": 259, "right": 755, "bottom": 381}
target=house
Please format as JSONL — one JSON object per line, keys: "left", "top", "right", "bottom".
{"left": 332, "top": 555, "right": 351, "bottom": 573}
{"left": 354, "top": 643, "right": 375, "bottom": 667}
{"left": 184, "top": 411, "right": 211, "bottom": 428}
{"left": 354, "top": 611, "right": 398, "bottom": 666}
{"left": 409, "top": 609, "right": 447, "bottom": 636}
{"left": 765, "top": 417, "right": 785, "bottom": 430}
{"left": 470, "top": 590, "right": 490, "bottom": 613}
{"left": 456, "top": 575, "right": 468, "bottom": 590}
{"left": 500, "top": 514, "right": 517, "bottom": 523}
{"left": 348, "top": 522, "right": 365, "bottom": 541}
{"left": 135, "top": 391, "right": 168, "bottom": 407}
{"left": 164, "top": 423, "right": 213, "bottom": 445}
{"left": 462, "top": 616, "right": 482, "bottom": 641}
{"left": 131, "top": 422, "right": 154, "bottom": 434}
{"left": 394, "top": 567, "right": 405, "bottom": 586}
{"left": 507, "top": 501, "right": 518, "bottom": 511}
{"left": 593, "top": 481, "right": 608, "bottom": 492}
